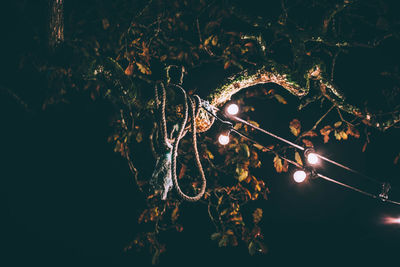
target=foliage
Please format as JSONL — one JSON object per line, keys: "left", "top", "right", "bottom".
{"left": 10, "top": 0, "right": 400, "bottom": 264}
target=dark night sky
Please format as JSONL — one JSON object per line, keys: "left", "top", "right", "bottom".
{"left": 1, "top": 1, "right": 400, "bottom": 266}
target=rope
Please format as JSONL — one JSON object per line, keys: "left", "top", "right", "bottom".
{"left": 170, "top": 84, "right": 206, "bottom": 202}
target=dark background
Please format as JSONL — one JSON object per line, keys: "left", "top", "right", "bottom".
{"left": 1, "top": 1, "right": 400, "bottom": 266}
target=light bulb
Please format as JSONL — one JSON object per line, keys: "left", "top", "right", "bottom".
{"left": 307, "top": 153, "right": 319, "bottom": 165}
{"left": 226, "top": 103, "right": 239, "bottom": 115}
{"left": 218, "top": 133, "right": 230, "bottom": 145}
{"left": 293, "top": 170, "right": 307, "bottom": 183}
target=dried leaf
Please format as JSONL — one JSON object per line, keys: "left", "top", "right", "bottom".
{"left": 273, "top": 155, "right": 283, "bottom": 173}
{"left": 295, "top": 151, "right": 303, "bottom": 166}
{"left": 274, "top": 94, "right": 287, "bottom": 104}
{"left": 320, "top": 125, "right": 333, "bottom": 143}
{"left": 124, "top": 63, "right": 134, "bottom": 76}
{"left": 334, "top": 121, "right": 342, "bottom": 128}
{"left": 302, "top": 131, "right": 318, "bottom": 137}
{"left": 302, "top": 139, "right": 314, "bottom": 147}
{"left": 362, "top": 141, "right": 368, "bottom": 152}
{"left": 136, "top": 62, "right": 151, "bottom": 75}
{"left": 211, "top": 35, "right": 218, "bottom": 46}
{"left": 346, "top": 125, "right": 360, "bottom": 138}
{"left": 289, "top": 119, "right": 301, "bottom": 136}
{"left": 224, "top": 61, "right": 231, "bottom": 69}
{"left": 253, "top": 208, "right": 263, "bottom": 224}
{"left": 171, "top": 206, "right": 179, "bottom": 223}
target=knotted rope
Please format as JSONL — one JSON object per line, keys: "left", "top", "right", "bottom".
{"left": 150, "top": 82, "right": 206, "bottom": 202}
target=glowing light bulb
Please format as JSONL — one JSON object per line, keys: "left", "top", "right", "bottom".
{"left": 226, "top": 103, "right": 239, "bottom": 115}
{"left": 293, "top": 170, "right": 307, "bottom": 183}
{"left": 218, "top": 133, "right": 230, "bottom": 145}
{"left": 307, "top": 153, "right": 319, "bottom": 165}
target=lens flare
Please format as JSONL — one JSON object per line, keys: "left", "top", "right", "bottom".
{"left": 226, "top": 104, "right": 239, "bottom": 115}
{"left": 218, "top": 134, "right": 230, "bottom": 145}
{"left": 307, "top": 153, "right": 319, "bottom": 165}
{"left": 383, "top": 216, "right": 400, "bottom": 224}
{"left": 293, "top": 170, "right": 307, "bottom": 183}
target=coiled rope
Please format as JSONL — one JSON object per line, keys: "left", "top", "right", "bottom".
{"left": 152, "top": 82, "right": 206, "bottom": 202}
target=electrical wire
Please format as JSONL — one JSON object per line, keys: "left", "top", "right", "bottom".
{"left": 230, "top": 115, "right": 305, "bottom": 151}
{"left": 230, "top": 114, "right": 383, "bottom": 185}
{"left": 200, "top": 102, "right": 400, "bottom": 206}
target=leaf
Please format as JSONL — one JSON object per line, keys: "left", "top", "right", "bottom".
{"left": 334, "top": 121, "right": 342, "bottom": 128}
{"left": 136, "top": 62, "right": 151, "bottom": 75}
{"left": 239, "top": 144, "right": 250, "bottom": 158}
{"left": 171, "top": 205, "right": 179, "bottom": 223}
{"left": 124, "top": 63, "right": 134, "bottom": 76}
{"left": 362, "top": 141, "right": 368, "bottom": 152}
{"left": 253, "top": 143, "right": 273, "bottom": 152}
{"left": 295, "top": 151, "right": 303, "bottom": 166}
{"left": 205, "top": 149, "right": 214, "bottom": 159}
{"left": 274, "top": 94, "right": 287, "bottom": 104}
{"left": 302, "top": 139, "right": 313, "bottom": 147}
{"left": 102, "top": 18, "right": 110, "bottom": 30}
{"left": 273, "top": 155, "right": 283, "bottom": 173}
{"left": 211, "top": 35, "right": 218, "bottom": 46}
{"left": 346, "top": 125, "right": 360, "bottom": 138}
{"left": 320, "top": 125, "right": 333, "bottom": 143}
{"left": 136, "top": 131, "right": 143, "bottom": 143}
{"left": 334, "top": 130, "right": 341, "bottom": 140}
{"left": 289, "top": 119, "right": 301, "bottom": 136}
{"left": 253, "top": 208, "right": 263, "bottom": 224}
{"left": 340, "top": 131, "right": 348, "bottom": 140}
{"left": 224, "top": 61, "right": 231, "bottom": 69}
{"left": 211, "top": 232, "right": 222, "bottom": 241}
{"left": 302, "top": 131, "right": 318, "bottom": 137}
{"left": 282, "top": 159, "right": 289, "bottom": 172}
{"left": 235, "top": 165, "right": 248, "bottom": 182}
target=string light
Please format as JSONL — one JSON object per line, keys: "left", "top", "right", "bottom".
{"left": 226, "top": 103, "right": 239, "bottom": 115}
{"left": 305, "top": 149, "right": 319, "bottom": 165}
{"left": 218, "top": 133, "right": 230, "bottom": 145}
{"left": 293, "top": 170, "right": 307, "bottom": 183}
{"left": 199, "top": 98, "right": 400, "bottom": 207}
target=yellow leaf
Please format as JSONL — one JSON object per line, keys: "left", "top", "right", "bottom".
{"left": 295, "top": 151, "right": 303, "bottom": 166}
{"left": 289, "top": 119, "right": 301, "bottom": 136}
{"left": 273, "top": 155, "right": 283, "bottom": 173}
{"left": 211, "top": 35, "right": 218, "bottom": 46}
{"left": 274, "top": 94, "right": 287, "bottom": 104}
{"left": 340, "top": 131, "right": 348, "bottom": 140}
{"left": 136, "top": 62, "right": 151, "bottom": 75}
{"left": 334, "top": 130, "right": 341, "bottom": 140}
{"left": 205, "top": 149, "right": 214, "bottom": 159}
{"left": 334, "top": 121, "right": 342, "bottom": 128}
